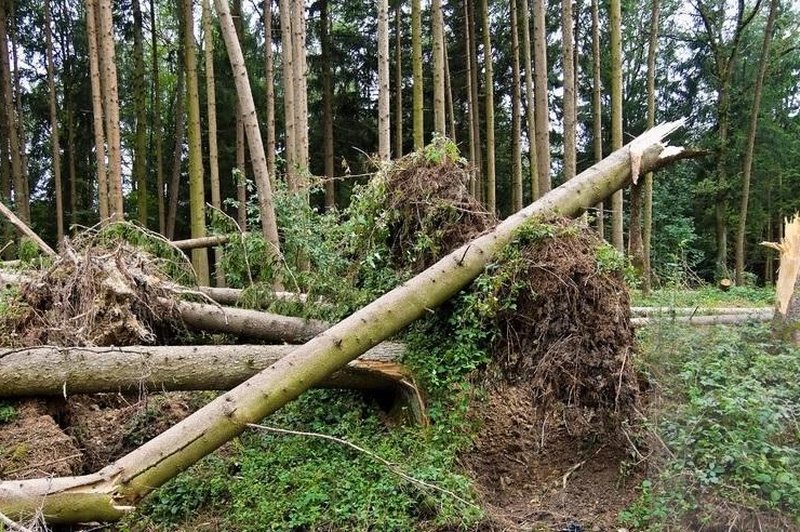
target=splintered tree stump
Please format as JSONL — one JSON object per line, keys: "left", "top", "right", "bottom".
{"left": 764, "top": 215, "right": 800, "bottom": 344}
{"left": 718, "top": 278, "right": 733, "bottom": 291}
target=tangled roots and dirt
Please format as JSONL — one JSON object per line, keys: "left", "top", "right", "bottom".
{"left": 0, "top": 236, "right": 188, "bottom": 347}
{"left": 383, "top": 143, "right": 495, "bottom": 271}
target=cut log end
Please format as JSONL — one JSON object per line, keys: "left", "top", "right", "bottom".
{"left": 718, "top": 278, "right": 733, "bottom": 291}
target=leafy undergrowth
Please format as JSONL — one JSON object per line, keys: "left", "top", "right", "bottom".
{"left": 632, "top": 284, "right": 775, "bottom": 308}
{"left": 124, "top": 389, "right": 482, "bottom": 531}
{"left": 624, "top": 323, "right": 800, "bottom": 530}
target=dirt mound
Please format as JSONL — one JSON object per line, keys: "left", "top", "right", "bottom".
{"left": 383, "top": 141, "right": 495, "bottom": 271}
{"left": 0, "top": 235, "right": 187, "bottom": 347}
{"left": 0, "top": 400, "right": 82, "bottom": 480}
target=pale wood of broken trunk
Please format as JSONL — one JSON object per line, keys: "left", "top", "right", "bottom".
{"left": 0, "top": 121, "right": 684, "bottom": 523}
{"left": 765, "top": 215, "right": 800, "bottom": 344}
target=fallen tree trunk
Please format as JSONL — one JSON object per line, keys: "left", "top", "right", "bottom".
{"left": 0, "top": 343, "right": 406, "bottom": 397}
{"left": 764, "top": 214, "right": 800, "bottom": 344}
{"left": 0, "top": 121, "right": 685, "bottom": 523}
{"left": 630, "top": 306, "right": 772, "bottom": 317}
{"left": 171, "top": 234, "right": 233, "bottom": 250}
{"left": 197, "top": 286, "right": 310, "bottom": 306}
{"left": 0, "top": 201, "right": 56, "bottom": 257}
{"left": 631, "top": 310, "right": 773, "bottom": 327}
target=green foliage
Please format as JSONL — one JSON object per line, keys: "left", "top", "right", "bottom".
{"left": 0, "top": 401, "right": 18, "bottom": 425}
{"left": 625, "top": 324, "right": 800, "bottom": 528}
{"left": 633, "top": 284, "right": 775, "bottom": 308}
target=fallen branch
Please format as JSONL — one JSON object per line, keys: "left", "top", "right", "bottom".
{"left": 171, "top": 234, "right": 233, "bottom": 250}
{"left": 631, "top": 310, "right": 773, "bottom": 327}
{"left": 0, "top": 201, "right": 56, "bottom": 258}
{"left": 0, "top": 343, "right": 407, "bottom": 396}
{"left": 197, "top": 286, "right": 310, "bottom": 306}
{"left": 0, "top": 120, "right": 686, "bottom": 523}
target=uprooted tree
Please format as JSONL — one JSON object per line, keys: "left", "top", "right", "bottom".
{"left": 0, "top": 121, "right": 686, "bottom": 523}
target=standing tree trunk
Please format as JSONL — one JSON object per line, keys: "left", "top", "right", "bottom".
{"left": 278, "top": 0, "right": 297, "bottom": 187}
{"left": 467, "top": 0, "right": 482, "bottom": 203}
{"left": 0, "top": 121, "right": 684, "bottom": 523}
{"left": 0, "top": 0, "right": 28, "bottom": 223}
{"left": 735, "top": 0, "right": 777, "bottom": 286}
{"left": 133, "top": 0, "right": 147, "bottom": 226}
{"left": 609, "top": 0, "right": 623, "bottom": 251}
{"left": 561, "top": 0, "right": 575, "bottom": 182}
{"left": 533, "top": 0, "right": 550, "bottom": 196}
{"left": 151, "top": 0, "right": 165, "bottom": 234}
{"left": 444, "top": 45, "right": 456, "bottom": 141}
{"left": 481, "top": 0, "right": 496, "bottom": 213}
{"left": 44, "top": 0, "right": 64, "bottom": 244}
{"left": 166, "top": 63, "right": 186, "bottom": 241}
{"left": 520, "top": 0, "right": 537, "bottom": 201}
{"left": 641, "top": 0, "right": 660, "bottom": 294}
{"left": 431, "top": 0, "right": 445, "bottom": 135}
{"left": 183, "top": 0, "right": 210, "bottom": 286}
{"left": 378, "top": 0, "right": 391, "bottom": 160}
{"left": 463, "top": 0, "right": 476, "bottom": 196}
{"left": 394, "top": 3, "right": 403, "bottom": 158}
{"left": 321, "top": 0, "right": 335, "bottom": 207}
{"left": 97, "top": 0, "right": 123, "bottom": 220}
{"left": 411, "top": 0, "right": 423, "bottom": 149}
{"left": 510, "top": 0, "right": 522, "bottom": 212}
{"left": 215, "top": 0, "right": 282, "bottom": 262}
{"left": 235, "top": 101, "right": 247, "bottom": 229}
{"left": 263, "top": 0, "right": 276, "bottom": 178}
{"left": 291, "top": 0, "right": 309, "bottom": 177}
{"left": 203, "top": 0, "right": 225, "bottom": 287}
{"left": 85, "top": 0, "right": 108, "bottom": 224}
{"left": 591, "top": 0, "right": 602, "bottom": 238}
{"left": 67, "top": 100, "right": 77, "bottom": 229}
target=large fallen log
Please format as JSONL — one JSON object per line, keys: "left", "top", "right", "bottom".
{"left": 0, "top": 121, "right": 686, "bottom": 523}
{"left": 171, "top": 234, "right": 233, "bottom": 250}
{"left": 763, "top": 214, "right": 800, "bottom": 344}
{"left": 0, "top": 343, "right": 406, "bottom": 397}
{"left": 630, "top": 310, "right": 773, "bottom": 327}
{"left": 197, "top": 286, "right": 311, "bottom": 306}
{"left": 630, "top": 306, "right": 771, "bottom": 317}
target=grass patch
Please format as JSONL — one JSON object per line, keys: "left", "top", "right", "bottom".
{"left": 623, "top": 323, "right": 800, "bottom": 529}
{"left": 632, "top": 284, "right": 775, "bottom": 308}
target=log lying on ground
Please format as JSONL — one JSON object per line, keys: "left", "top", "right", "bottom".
{"left": 197, "top": 286, "right": 310, "bottom": 306}
{"left": 0, "top": 343, "right": 406, "bottom": 396}
{"left": 763, "top": 214, "right": 800, "bottom": 344}
{"left": 630, "top": 306, "right": 771, "bottom": 317}
{"left": 0, "top": 121, "right": 686, "bottom": 523}
{"left": 171, "top": 234, "right": 233, "bottom": 250}
{"left": 631, "top": 310, "right": 773, "bottom": 327}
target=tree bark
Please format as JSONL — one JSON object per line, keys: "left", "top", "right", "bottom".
{"left": 378, "top": 0, "right": 391, "bottom": 160}
{"left": 641, "top": 0, "right": 660, "bottom": 294}
{"left": 411, "top": 0, "right": 423, "bottom": 149}
{"left": 631, "top": 312, "right": 773, "bottom": 327}
{"left": 735, "top": 0, "right": 777, "bottom": 286}
{"left": 444, "top": 44, "right": 456, "bottom": 142}
{"left": 291, "top": 0, "right": 309, "bottom": 175}
{"left": 0, "top": 343, "right": 407, "bottom": 397}
{"left": 394, "top": 3, "right": 403, "bottom": 158}
{"left": 278, "top": 0, "right": 297, "bottom": 187}
{"left": 166, "top": 61, "right": 186, "bottom": 241}
{"left": 262, "top": 0, "right": 277, "bottom": 178}
{"left": 151, "top": 0, "right": 165, "bottom": 234}
{"left": 481, "top": 0, "right": 496, "bottom": 212}
{"left": 610, "top": 0, "right": 623, "bottom": 251}
{"left": 765, "top": 215, "right": 800, "bottom": 344}
{"left": 431, "top": 0, "right": 445, "bottom": 136}
{"left": 235, "top": 101, "right": 247, "bottom": 230}
{"left": 85, "top": 0, "right": 108, "bottom": 224}
{"left": 133, "top": 0, "right": 148, "bottom": 226}
{"left": 203, "top": 0, "right": 225, "bottom": 287}
{"left": 216, "top": 0, "right": 282, "bottom": 263}
{"left": 97, "top": 0, "right": 123, "bottom": 220}
{"left": 466, "top": 0, "right": 482, "bottom": 201}
{"left": 533, "top": 0, "right": 550, "bottom": 197}
{"left": 0, "top": 121, "right": 684, "bottom": 523}
{"left": 510, "top": 0, "right": 522, "bottom": 212}
{"left": 44, "top": 0, "right": 64, "bottom": 244}
{"left": 320, "top": 0, "right": 335, "bottom": 208}
{"left": 561, "top": 0, "right": 576, "bottom": 182}
{"left": 520, "top": 0, "right": 537, "bottom": 201}
{"left": 591, "top": 0, "right": 602, "bottom": 238}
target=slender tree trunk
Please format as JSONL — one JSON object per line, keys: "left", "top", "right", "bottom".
{"left": 591, "top": 0, "right": 602, "bottom": 238}
{"left": 291, "top": 0, "right": 308, "bottom": 177}
{"left": 67, "top": 101, "right": 77, "bottom": 229}
{"left": 133, "top": 0, "right": 147, "bottom": 225}
{"left": 321, "top": 0, "right": 335, "bottom": 208}
{"left": 510, "top": 0, "right": 522, "bottom": 212}
{"left": 278, "top": 0, "right": 297, "bottom": 187}
{"left": 411, "top": 0, "right": 423, "bottom": 149}
{"left": 0, "top": 121, "right": 684, "bottom": 524}
{"left": 610, "top": 0, "right": 623, "bottom": 251}
{"left": 481, "top": 0, "right": 496, "bottom": 213}
{"left": 235, "top": 101, "right": 247, "bottom": 229}
{"left": 735, "top": 0, "right": 777, "bottom": 286}
{"left": 263, "top": 0, "right": 276, "bottom": 178}
{"left": 520, "top": 0, "right": 537, "bottom": 201}
{"left": 394, "top": 3, "right": 403, "bottom": 158}
{"left": 467, "top": 0, "right": 482, "bottom": 202}
{"left": 378, "top": 0, "right": 391, "bottom": 160}
{"left": 463, "top": 0, "right": 476, "bottom": 196}
{"left": 642, "top": 0, "right": 660, "bottom": 294}
{"left": 215, "top": 0, "right": 282, "bottom": 261}
{"left": 561, "top": 0, "right": 575, "bottom": 181}
{"left": 444, "top": 44, "right": 456, "bottom": 142}
{"left": 0, "top": 0, "right": 28, "bottom": 223}
{"left": 150, "top": 0, "right": 165, "bottom": 234}
{"left": 203, "top": 0, "right": 224, "bottom": 287}
{"left": 166, "top": 62, "right": 185, "bottom": 241}
{"left": 97, "top": 0, "right": 123, "bottom": 220}
{"left": 85, "top": 0, "right": 108, "bottom": 223}
{"left": 44, "top": 0, "right": 64, "bottom": 244}
{"left": 431, "top": 0, "right": 445, "bottom": 135}
{"left": 533, "top": 0, "right": 550, "bottom": 196}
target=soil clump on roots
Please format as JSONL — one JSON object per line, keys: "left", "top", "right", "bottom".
{"left": 463, "top": 220, "right": 642, "bottom": 530}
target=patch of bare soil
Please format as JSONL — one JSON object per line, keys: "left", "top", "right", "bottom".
{"left": 0, "top": 400, "right": 82, "bottom": 480}
{"left": 463, "top": 223, "right": 642, "bottom": 530}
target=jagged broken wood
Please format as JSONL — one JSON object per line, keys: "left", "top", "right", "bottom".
{"left": 0, "top": 343, "right": 407, "bottom": 396}
{"left": 0, "top": 120, "right": 686, "bottom": 523}
{"left": 763, "top": 214, "right": 800, "bottom": 344}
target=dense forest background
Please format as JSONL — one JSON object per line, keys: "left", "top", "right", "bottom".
{"left": 0, "top": 0, "right": 798, "bottom": 288}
